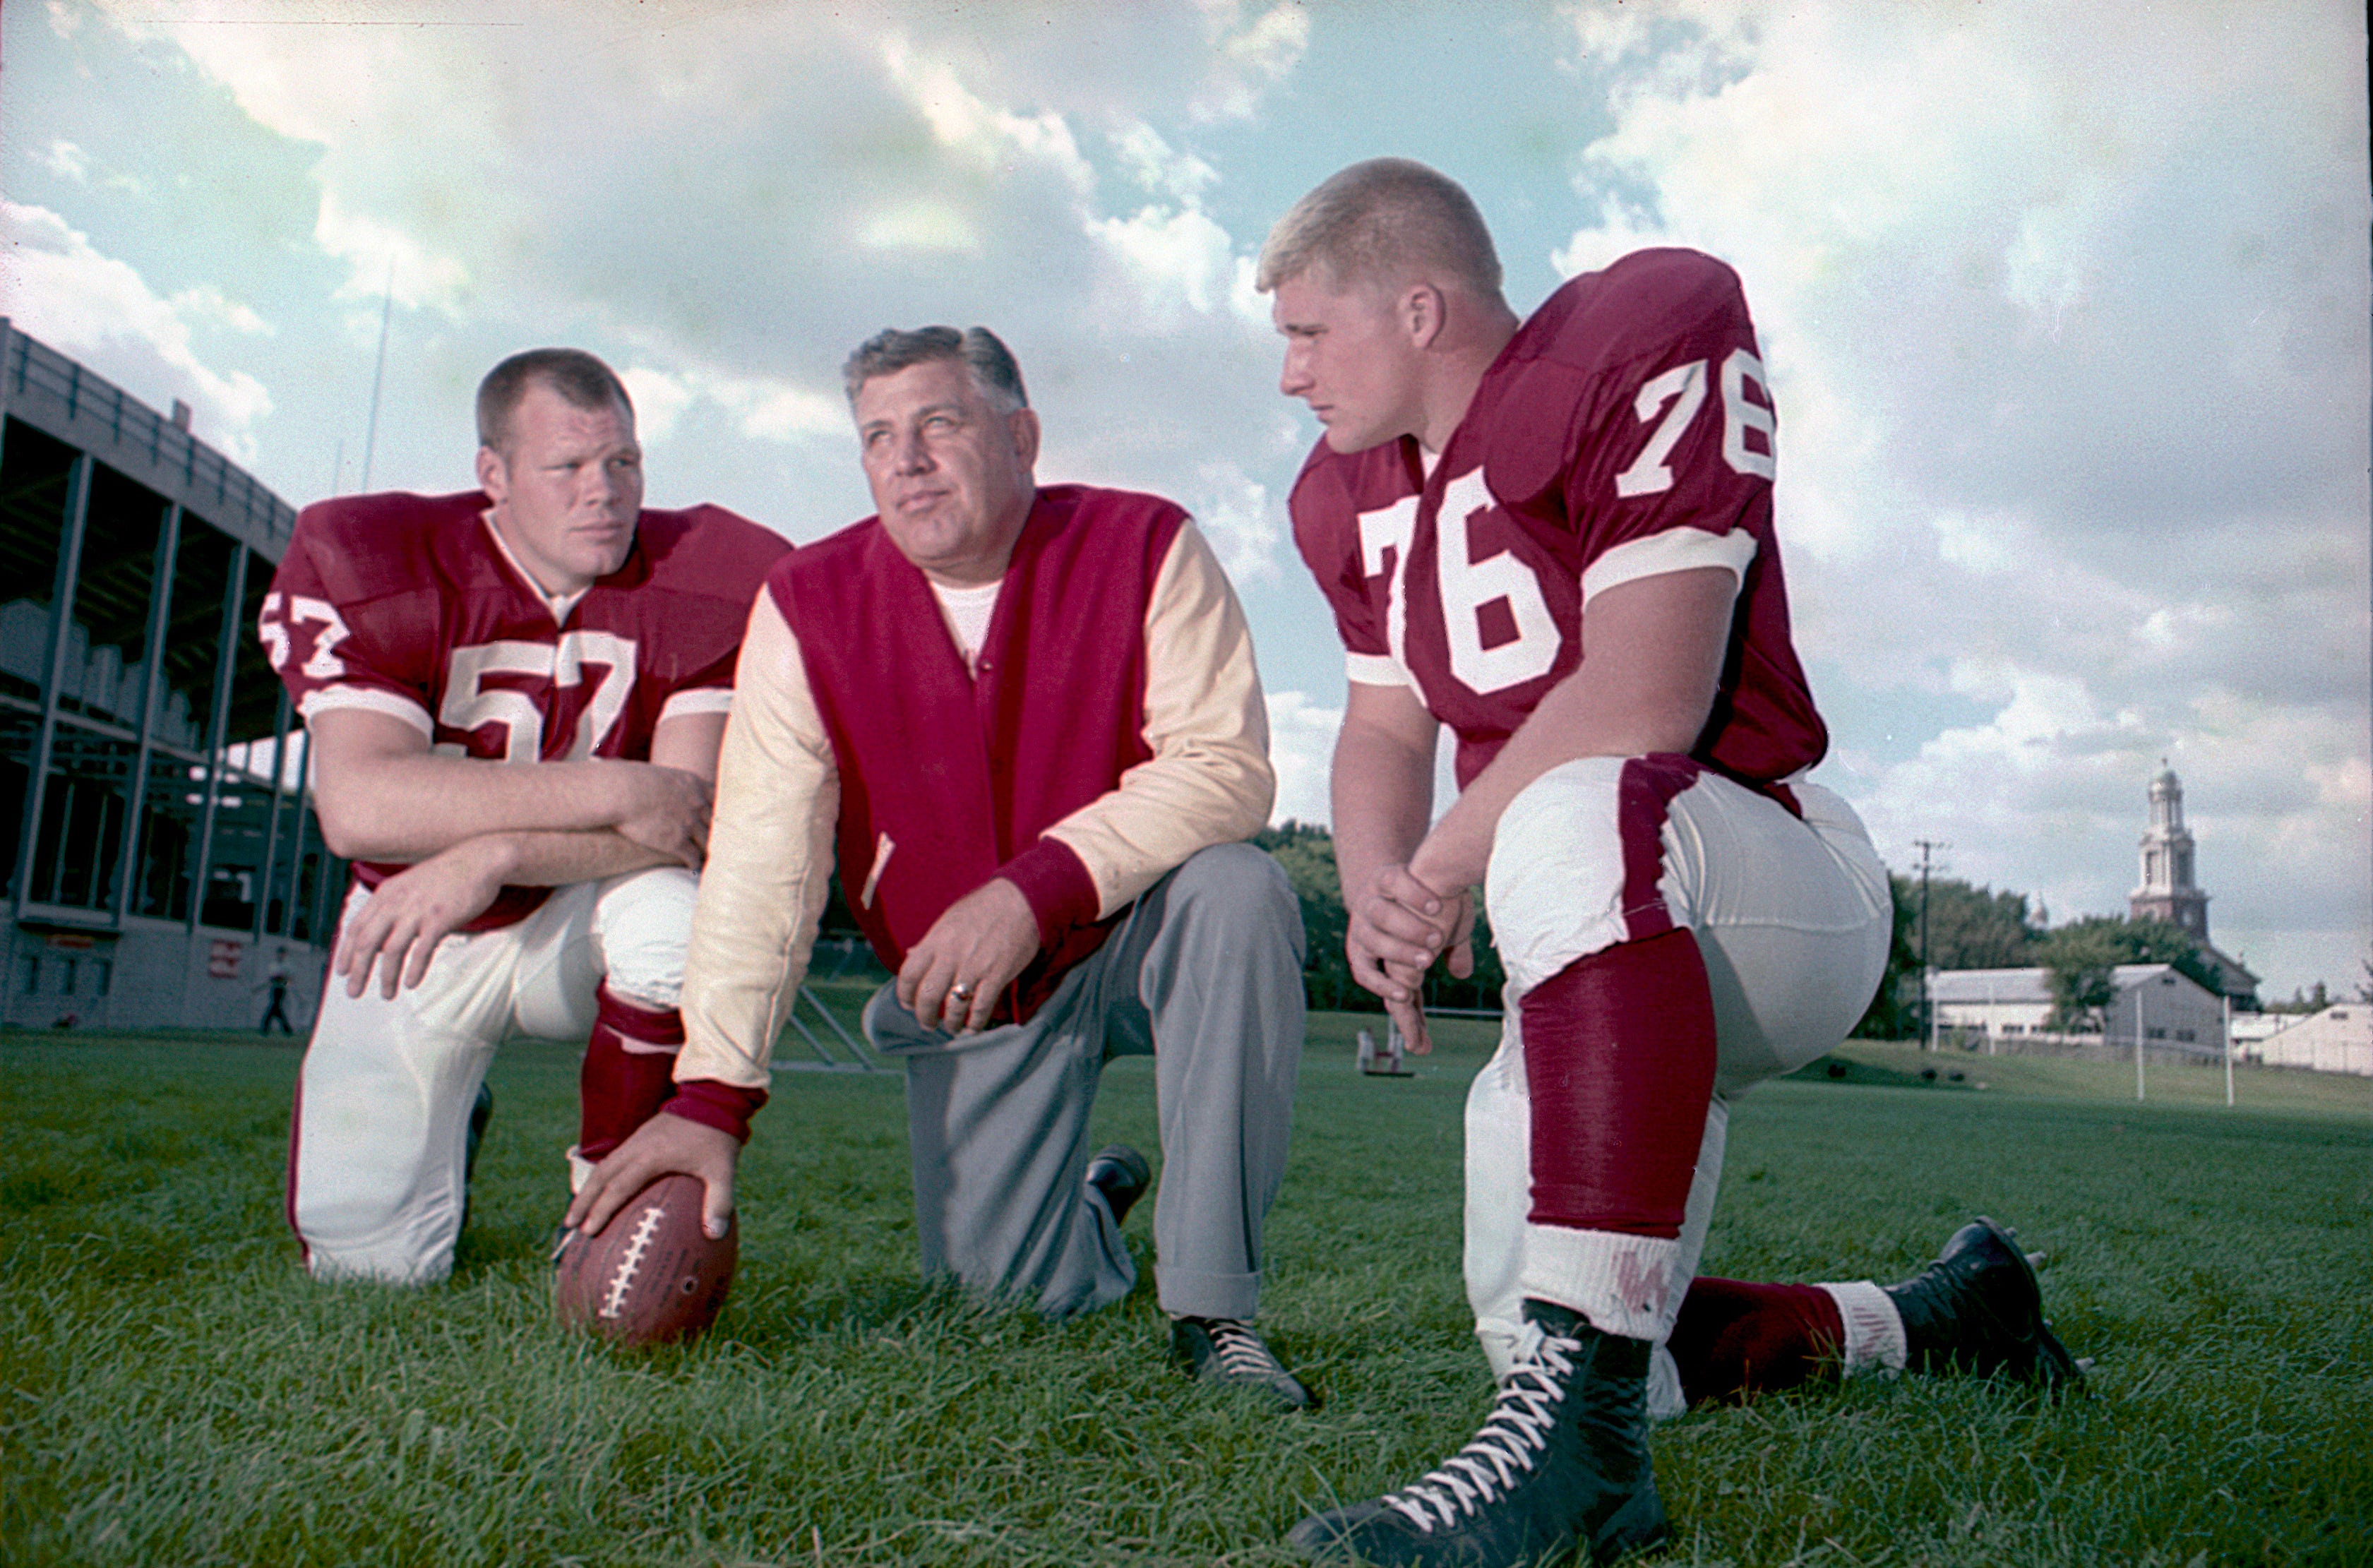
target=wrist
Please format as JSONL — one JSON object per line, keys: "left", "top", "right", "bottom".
{"left": 462, "top": 832, "right": 527, "bottom": 882}
{"left": 1405, "top": 844, "right": 1470, "bottom": 899}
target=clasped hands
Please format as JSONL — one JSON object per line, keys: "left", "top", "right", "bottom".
{"left": 1347, "top": 861, "right": 1474, "bottom": 1056}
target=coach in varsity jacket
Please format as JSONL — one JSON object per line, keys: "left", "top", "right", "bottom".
{"left": 570, "top": 325, "right": 1313, "bottom": 1407}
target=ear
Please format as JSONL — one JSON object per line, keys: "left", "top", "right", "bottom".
{"left": 475, "top": 443, "right": 506, "bottom": 503}
{"left": 1401, "top": 284, "right": 1446, "bottom": 351}
{"left": 1008, "top": 406, "right": 1042, "bottom": 472}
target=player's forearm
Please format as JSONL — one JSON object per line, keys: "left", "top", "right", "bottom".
{"left": 467, "top": 829, "right": 679, "bottom": 888}
{"left": 1330, "top": 718, "right": 1437, "bottom": 910}
{"left": 313, "top": 753, "right": 669, "bottom": 861}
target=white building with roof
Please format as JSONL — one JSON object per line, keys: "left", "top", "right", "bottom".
{"left": 1931, "top": 963, "right": 2228, "bottom": 1061}
{"left": 2238, "top": 1005, "right": 2372, "bottom": 1077}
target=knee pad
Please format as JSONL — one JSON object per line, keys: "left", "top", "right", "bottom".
{"left": 1485, "top": 755, "right": 1640, "bottom": 993}
{"left": 592, "top": 867, "right": 698, "bottom": 1010}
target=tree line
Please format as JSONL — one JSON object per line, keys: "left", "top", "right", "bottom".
{"left": 1253, "top": 827, "right": 2248, "bottom": 1036}
{"left": 816, "top": 825, "right": 2258, "bottom": 1034}
{"left": 1849, "top": 875, "right": 2231, "bottom": 1038}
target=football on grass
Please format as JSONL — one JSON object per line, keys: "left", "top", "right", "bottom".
{"left": 554, "top": 1174, "right": 737, "bottom": 1346}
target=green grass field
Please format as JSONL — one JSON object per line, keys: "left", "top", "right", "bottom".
{"left": 5, "top": 987, "right": 2369, "bottom": 1566}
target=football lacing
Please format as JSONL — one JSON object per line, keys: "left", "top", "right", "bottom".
{"left": 1379, "top": 1319, "right": 1579, "bottom": 1533}
{"left": 599, "top": 1202, "right": 665, "bottom": 1319}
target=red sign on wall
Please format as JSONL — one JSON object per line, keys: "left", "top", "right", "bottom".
{"left": 208, "top": 940, "right": 244, "bottom": 979}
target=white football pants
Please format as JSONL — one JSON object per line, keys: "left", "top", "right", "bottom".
{"left": 1464, "top": 759, "right": 1891, "bottom": 1412}
{"left": 290, "top": 866, "right": 697, "bottom": 1285}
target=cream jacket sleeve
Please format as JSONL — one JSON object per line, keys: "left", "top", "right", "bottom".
{"left": 1041, "top": 518, "right": 1275, "bottom": 918}
{"left": 674, "top": 591, "right": 839, "bottom": 1090}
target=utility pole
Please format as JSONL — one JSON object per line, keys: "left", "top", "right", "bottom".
{"left": 359, "top": 260, "right": 395, "bottom": 493}
{"left": 1913, "top": 839, "right": 1949, "bottom": 1050}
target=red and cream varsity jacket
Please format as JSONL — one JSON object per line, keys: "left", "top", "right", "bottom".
{"left": 669, "top": 484, "right": 1273, "bottom": 1127}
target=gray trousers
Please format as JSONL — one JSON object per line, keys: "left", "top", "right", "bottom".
{"left": 863, "top": 843, "right": 1305, "bottom": 1321}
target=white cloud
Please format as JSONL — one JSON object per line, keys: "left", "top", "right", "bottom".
{"left": 33, "top": 138, "right": 88, "bottom": 181}
{"left": 859, "top": 202, "right": 982, "bottom": 257}
{"left": 882, "top": 31, "right": 1096, "bottom": 196}
{"left": 168, "top": 283, "right": 271, "bottom": 336}
{"left": 1264, "top": 689, "right": 1341, "bottom": 827}
{"left": 313, "top": 187, "right": 472, "bottom": 316}
{"left": 0, "top": 201, "right": 272, "bottom": 453}
{"left": 1088, "top": 204, "right": 1242, "bottom": 329}
{"left": 616, "top": 364, "right": 694, "bottom": 445}
{"left": 1558, "top": 0, "right": 2369, "bottom": 994}
{"left": 1112, "top": 121, "right": 1217, "bottom": 204}
{"left": 1188, "top": 460, "right": 1282, "bottom": 584}
{"left": 1191, "top": 0, "right": 1310, "bottom": 121}
{"left": 619, "top": 359, "right": 845, "bottom": 448}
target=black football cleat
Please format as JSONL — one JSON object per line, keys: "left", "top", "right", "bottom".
{"left": 1883, "top": 1216, "right": 2084, "bottom": 1389}
{"left": 465, "top": 1083, "right": 495, "bottom": 1183}
{"left": 1173, "top": 1316, "right": 1314, "bottom": 1412}
{"left": 1289, "top": 1301, "right": 1669, "bottom": 1566}
{"left": 459, "top": 1082, "right": 495, "bottom": 1233}
{"left": 1085, "top": 1143, "right": 1152, "bottom": 1228}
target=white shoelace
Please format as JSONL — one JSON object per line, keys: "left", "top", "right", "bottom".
{"left": 1381, "top": 1319, "right": 1581, "bottom": 1534}
{"left": 1205, "top": 1319, "right": 1289, "bottom": 1380}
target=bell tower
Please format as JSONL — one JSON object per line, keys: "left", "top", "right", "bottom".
{"left": 2129, "top": 761, "right": 2209, "bottom": 940}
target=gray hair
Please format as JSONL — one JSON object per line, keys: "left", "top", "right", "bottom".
{"left": 1256, "top": 157, "right": 1503, "bottom": 299}
{"left": 477, "top": 348, "right": 633, "bottom": 453}
{"left": 842, "top": 325, "right": 1029, "bottom": 411}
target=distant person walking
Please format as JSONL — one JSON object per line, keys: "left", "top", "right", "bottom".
{"left": 258, "top": 950, "right": 294, "bottom": 1036}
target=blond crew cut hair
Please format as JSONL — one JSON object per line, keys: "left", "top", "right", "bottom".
{"left": 1256, "top": 157, "right": 1505, "bottom": 299}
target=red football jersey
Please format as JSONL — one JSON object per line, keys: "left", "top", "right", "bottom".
{"left": 1291, "top": 247, "right": 1827, "bottom": 791}
{"left": 261, "top": 489, "right": 789, "bottom": 924}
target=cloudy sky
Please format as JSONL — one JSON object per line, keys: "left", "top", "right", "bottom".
{"left": 6, "top": 0, "right": 2367, "bottom": 1000}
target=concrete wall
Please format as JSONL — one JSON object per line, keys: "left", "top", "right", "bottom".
{"left": 1, "top": 919, "right": 324, "bottom": 1035}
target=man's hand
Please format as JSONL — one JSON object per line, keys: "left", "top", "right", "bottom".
{"left": 896, "top": 877, "right": 1042, "bottom": 1034}
{"left": 1347, "top": 861, "right": 1471, "bottom": 1055}
{"left": 613, "top": 763, "right": 715, "bottom": 868}
{"left": 337, "top": 837, "right": 513, "bottom": 999}
{"left": 566, "top": 1112, "right": 741, "bottom": 1241}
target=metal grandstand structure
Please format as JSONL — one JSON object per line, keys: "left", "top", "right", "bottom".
{"left": 0, "top": 319, "right": 328, "bottom": 1031}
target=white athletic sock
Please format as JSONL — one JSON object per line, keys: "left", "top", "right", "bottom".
{"left": 1519, "top": 1224, "right": 1686, "bottom": 1342}
{"left": 1817, "top": 1279, "right": 1906, "bottom": 1375}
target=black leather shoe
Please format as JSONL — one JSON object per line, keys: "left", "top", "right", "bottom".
{"left": 460, "top": 1082, "right": 495, "bottom": 1233}
{"left": 1084, "top": 1144, "right": 1151, "bottom": 1227}
{"left": 1289, "top": 1300, "right": 1669, "bottom": 1565}
{"left": 1173, "top": 1315, "right": 1313, "bottom": 1412}
{"left": 1884, "top": 1216, "right": 2084, "bottom": 1388}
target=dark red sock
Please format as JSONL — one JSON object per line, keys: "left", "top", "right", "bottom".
{"left": 1518, "top": 927, "right": 1717, "bottom": 1237}
{"left": 577, "top": 984, "right": 686, "bottom": 1163}
{"left": 1667, "top": 1278, "right": 1846, "bottom": 1403}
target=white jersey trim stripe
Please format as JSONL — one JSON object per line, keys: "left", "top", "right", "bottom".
{"left": 658, "top": 687, "right": 735, "bottom": 724}
{"left": 1346, "top": 650, "right": 1414, "bottom": 689}
{"left": 299, "top": 685, "right": 435, "bottom": 737}
{"left": 1580, "top": 527, "right": 1758, "bottom": 607}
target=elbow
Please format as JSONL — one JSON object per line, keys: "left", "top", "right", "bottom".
{"left": 313, "top": 818, "right": 371, "bottom": 863}
{"left": 311, "top": 792, "right": 383, "bottom": 861}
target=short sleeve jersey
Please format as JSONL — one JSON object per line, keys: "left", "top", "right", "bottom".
{"left": 1289, "top": 247, "right": 1827, "bottom": 791}
{"left": 260, "top": 489, "right": 789, "bottom": 922}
